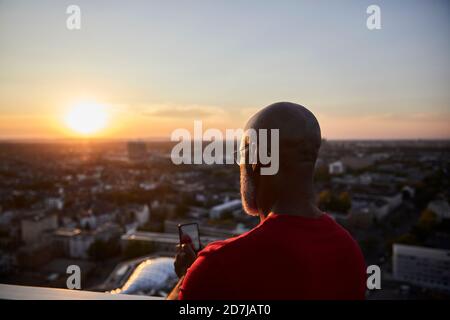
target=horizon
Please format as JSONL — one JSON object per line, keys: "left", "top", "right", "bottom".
{"left": 1, "top": 136, "right": 449, "bottom": 144}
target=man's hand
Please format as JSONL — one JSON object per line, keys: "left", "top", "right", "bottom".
{"left": 174, "top": 243, "right": 197, "bottom": 278}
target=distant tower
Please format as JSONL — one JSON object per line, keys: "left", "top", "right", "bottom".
{"left": 127, "top": 141, "right": 148, "bottom": 162}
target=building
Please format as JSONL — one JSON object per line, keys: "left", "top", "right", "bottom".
{"left": 129, "top": 204, "right": 150, "bottom": 227}
{"left": 427, "top": 200, "right": 450, "bottom": 221}
{"left": 16, "top": 240, "right": 55, "bottom": 268}
{"left": 110, "top": 257, "right": 177, "bottom": 297}
{"left": 359, "top": 173, "right": 372, "bottom": 185}
{"left": 199, "top": 224, "right": 248, "bottom": 238}
{"left": 341, "top": 156, "right": 374, "bottom": 170}
{"left": 45, "top": 197, "right": 64, "bottom": 210}
{"left": 69, "top": 233, "right": 97, "bottom": 259}
{"left": 21, "top": 213, "right": 58, "bottom": 245}
{"left": 0, "top": 210, "right": 14, "bottom": 226}
{"left": 351, "top": 195, "right": 390, "bottom": 221}
{"left": 52, "top": 227, "right": 82, "bottom": 257}
{"left": 402, "top": 185, "right": 415, "bottom": 199}
{"left": 393, "top": 243, "right": 450, "bottom": 292}
{"left": 127, "top": 141, "right": 148, "bottom": 162}
{"left": 79, "top": 214, "right": 97, "bottom": 230}
{"left": 186, "top": 206, "right": 209, "bottom": 219}
{"left": 0, "top": 251, "right": 15, "bottom": 274}
{"left": 163, "top": 219, "right": 190, "bottom": 234}
{"left": 121, "top": 231, "right": 221, "bottom": 254}
{"left": 164, "top": 219, "right": 246, "bottom": 238}
{"left": 352, "top": 187, "right": 403, "bottom": 212}
{"left": 329, "top": 161, "right": 345, "bottom": 175}
{"left": 209, "top": 199, "right": 242, "bottom": 219}
{"left": 53, "top": 223, "right": 121, "bottom": 259}
{"left": 381, "top": 191, "right": 403, "bottom": 211}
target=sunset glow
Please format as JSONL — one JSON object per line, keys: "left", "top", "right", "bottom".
{"left": 64, "top": 102, "right": 108, "bottom": 136}
{"left": 0, "top": 1, "right": 449, "bottom": 140}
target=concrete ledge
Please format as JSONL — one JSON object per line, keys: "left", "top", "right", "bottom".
{"left": 0, "top": 284, "right": 163, "bottom": 300}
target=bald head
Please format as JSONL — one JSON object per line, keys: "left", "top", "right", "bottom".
{"left": 240, "top": 102, "right": 323, "bottom": 218}
{"left": 244, "top": 101, "right": 321, "bottom": 167}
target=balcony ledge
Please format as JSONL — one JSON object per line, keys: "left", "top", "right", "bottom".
{"left": 0, "top": 284, "right": 163, "bottom": 300}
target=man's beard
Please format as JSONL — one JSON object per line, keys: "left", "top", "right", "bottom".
{"left": 240, "top": 167, "right": 259, "bottom": 216}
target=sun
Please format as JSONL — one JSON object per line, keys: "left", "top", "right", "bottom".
{"left": 65, "top": 102, "right": 108, "bottom": 135}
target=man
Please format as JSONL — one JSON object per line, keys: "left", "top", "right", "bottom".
{"left": 168, "top": 102, "right": 366, "bottom": 300}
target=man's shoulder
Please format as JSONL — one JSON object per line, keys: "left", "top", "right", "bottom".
{"left": 198, "top": 224, "right": 266, "bottom": 258}
{"left": 325, "top": 216, "right": 366, "bottom": 266}
{"left": 180, "top": 232, "right": 259, "bottom": 299}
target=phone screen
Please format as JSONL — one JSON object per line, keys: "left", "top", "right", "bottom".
{"left": 178, "top": 223, "right": 201, "bottom": 252}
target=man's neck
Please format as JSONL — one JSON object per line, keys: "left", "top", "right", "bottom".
{"left": 260, "top": 201, "right": 323, "bottom": 221}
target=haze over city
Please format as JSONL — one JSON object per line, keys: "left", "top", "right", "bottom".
{"left": 0, "top": 0, "right": 449, "bottom": 140}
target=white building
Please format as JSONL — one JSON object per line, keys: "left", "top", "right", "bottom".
{"left": 69, "top": 233, "right": 96, "bottom": 259}
{"left": 133, "top": 205, "right": 150, "bottom": 226}
{"left": 402, "top": 186, "right": 415, "bottom": 199}
{"left": 45, "top": 197, "right": 64, "bottom": 210}
{"left": 328, "top": 161, "right": 344, "bottom": 175}
{"left": 209, "top": 199, "right": 242, "bottom": 219}
{"left": 53, "top": 223, "right": 121, "bottom": 259}
{"left": 121, "top": 231, "right": 221, "bottom": 254}
{"left": 393, "top": 243, "right": 450, "bottom": 292}
{"left": 351, "top": 196, "right": 390, "bottom": 221}
{"left": 359, "top": 173, "right": 372, "bottom": 185}
{"left": 79, "top": 215, "right": 97, "bottom": 230}
{"left": 96, "top": 213, "right": 114, "bottom": 226}
{"left": 53, "top": 228, "right": 82, "bottom": 257}
{"left": 125, "top": 222, "right": 139, "bottom": 234}
{"left": 382, "top": 192, "right": 403, "bottom": 211}
{"left": 427, "top": 200, "right": 450, "bottom": 221}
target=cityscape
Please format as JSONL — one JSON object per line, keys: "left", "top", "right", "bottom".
{"left": 0, "top": 139, "right": 448, "bottom": 299}
{"left": 0, "top": 0, "right": 449, "bottom": 303}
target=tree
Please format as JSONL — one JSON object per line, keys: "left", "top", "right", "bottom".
{"left": 393, "top": 233, "right": 419, "bottom": 246}
{"left": 417, "top": 209, "right": 438, "bottom": 231}
{"left": 318, "top": 190, "right": 351, "bottom": 214}
{"left": 318, "top": 190, "right": 332, "bottom": 210}
{"left": 337, "top": 192, "right": 351, "bottom": 212}
{"left": 314, "top": 166, "right": 330, "bottom": 182}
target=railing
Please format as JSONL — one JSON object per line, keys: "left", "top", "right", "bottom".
{"left": 0, "top": 284, "right": 163, "bottom": 300}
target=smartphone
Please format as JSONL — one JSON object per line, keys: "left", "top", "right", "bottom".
{"left": 178, "top": 223, "right": 201, "bottom": 253}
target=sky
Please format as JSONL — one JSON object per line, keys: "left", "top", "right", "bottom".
{"left": 0, "top": 0, "right": 449, "bottom": 140}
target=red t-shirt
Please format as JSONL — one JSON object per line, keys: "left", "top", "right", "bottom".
{"left": 179, "top": 213, "right": 366, "bottom": 300}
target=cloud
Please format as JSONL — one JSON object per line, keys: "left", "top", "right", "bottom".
{"left": 144, "top": 107, "right": 213, "bottom": 118}
{"left": 139, "top": 104, "right": 227, "bottom": 119}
